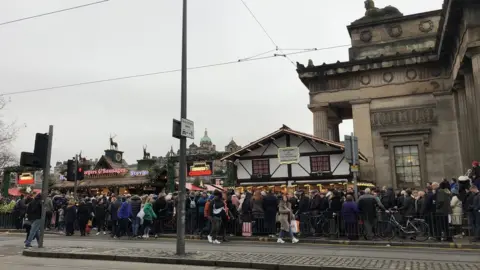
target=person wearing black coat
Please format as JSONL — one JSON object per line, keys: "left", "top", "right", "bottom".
{"left": 108, "top": 197, "right": 120, "bottom": 237}
{"left": 94, "top": 200, "right": 107, "bottom": 235}
{"left": 77, "top": 201, "right": 90, "bottom": 236}
{"left": 262, "top": 190, "right": 278, "bottom": 235}
{"left": 65, "top": 201, "right": 77, "bottom": 236}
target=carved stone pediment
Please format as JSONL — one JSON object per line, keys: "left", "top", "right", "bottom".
{"left": 371, "top": 106, "right": 437, "bottom": 129}
{"left": 379, "top": 129, "right": 431, "bottom": 149}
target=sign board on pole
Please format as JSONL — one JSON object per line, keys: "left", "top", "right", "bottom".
{"left": 278, "top": 147, "right": 300, "bottom": 164}
{"left": 344, "top": 135, "right": 359, "bottom": 165}
{"left": 350, "top": 165, "right": 359, "bottom": 172}
{"left": 181, "top": 118, "right": 194, "bottom": 139}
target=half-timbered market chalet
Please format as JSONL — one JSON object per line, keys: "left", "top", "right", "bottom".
{"left": 221, "top": 125, "right": 371, "bottom": 193}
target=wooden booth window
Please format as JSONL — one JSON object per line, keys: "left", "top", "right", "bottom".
{"left": 252, "top": 159, "right": 269, "bottom": 175}
{"left": 394, "top": 145, "right": 421, "bottom": 187}
{"left": 310, "top": 156, "right": 330, "bottom": 172}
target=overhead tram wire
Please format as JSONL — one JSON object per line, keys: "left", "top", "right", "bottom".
{"left": 0, "top": 0, "right": 110, "bottom": 26}
{"left": 1, "top": 53, "right": 279, "bottom": 97}
{"left": 239, "top": 0, "right": 296, "bottom": 67}
{"left": 0, "top": 46, "right": 346, "bottom": 97}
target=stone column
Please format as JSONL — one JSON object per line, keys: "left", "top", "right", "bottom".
{"left": 350, "top": 99, "right": 375, "bottom": 182}
{"left": 328, "top": 118, "right": 341, "bottom": 142}
{"left": 432, "top": 91, "right": 463, "bottom": 177}
{"left": 308, "top": 104, "right": 329, "bottom": 139}
{"left": 454, "top": 86, "right": 471, "bottom": 170}
{"left": 464, "top": 70, "right": 480, "bottom": 160}
{"left": 469, "top": 48, "right": 480, "bottom": 154}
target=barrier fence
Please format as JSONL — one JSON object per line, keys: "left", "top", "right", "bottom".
{"left": 2, "top": 211, "right": 478, "bottom": 241}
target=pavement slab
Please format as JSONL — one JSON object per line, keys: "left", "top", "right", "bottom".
{"left": 23, "top": 246, "right": 480, "bottom": 270}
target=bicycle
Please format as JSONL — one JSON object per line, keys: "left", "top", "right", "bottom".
{"left": 381, "top": 210, "right": 430, "bottom": 242}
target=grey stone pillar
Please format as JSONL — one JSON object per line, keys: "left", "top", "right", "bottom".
{"left": 470, "top": 48, "right": 480, "bottom": 134}
{"left": 328, "top": 118, "right": 341, "bottom": 142}
{"left": 308, "top": 104, "right": 329, "bottom": 139}
{"left": 465, "top": 71, "right": 480, "bottom": 160}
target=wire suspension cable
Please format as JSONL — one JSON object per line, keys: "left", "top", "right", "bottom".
{"left": 1, "top": 47, "right": 346, "bottom": 97}
{"left": 239, "top": 0, "right": 295, "bottom": 67}
{"left": 1, "top": 54, "right": 277, "bottom": 97}
{"left": 0, "top": 0, "right": 110, "bottom": 26}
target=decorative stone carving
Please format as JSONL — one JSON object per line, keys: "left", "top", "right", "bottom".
{"left": 383, "top": 72, "right": 394, "bottom": 83}
{"left": 360, "top": 30, "right": 373, "bottom": 42}
{"left": 360, "top": 75, "right": 371, "bottom": 85}
{"left": 371, "top": 106, "right": 437, "bottom": 128}
{"left": 406, "top": 69, "right": 417, "bottom": 80}
{"left": 419, "top": 20, "right": 434, "bottom": 33}
{"left": 430, "top": 81, "right": 441, "bottom": 90}
{"left": 387, "top": 24, "right": 403, "bottom": 38}
{"left": 379, "top": 129, "right": 431, "bottom": 149}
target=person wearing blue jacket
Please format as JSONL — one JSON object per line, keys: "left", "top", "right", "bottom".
{"left": 116, "top": 197, "right": 132, "bottom": 238}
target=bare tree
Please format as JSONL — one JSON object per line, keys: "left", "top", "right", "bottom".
{"left": 0, "top": 97, "right": 18, "bottom": 172}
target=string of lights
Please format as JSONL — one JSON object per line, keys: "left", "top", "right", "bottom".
{"left": 0, "top": 0, "right": 110, "bottom": 27}
{"left": 0, "top": 47, "right": 338, "bottom": 97}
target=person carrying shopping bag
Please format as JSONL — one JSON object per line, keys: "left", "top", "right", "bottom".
{"left": 277, "top": 194, "right": 299, "bottom": 244}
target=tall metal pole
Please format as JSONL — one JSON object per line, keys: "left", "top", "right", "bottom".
{"left": 351, "top": 132, "right": 358, "bottom": 201}
{"left": 73, "top": 154, "right": 78, "bottom": 199}
{"left": 176, "top": 0, "right": 188, "bottom": 256}
{"left": 38, "top": 125, "right": 53, "bottom": 248}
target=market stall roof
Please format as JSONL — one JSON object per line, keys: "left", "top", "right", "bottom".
{"left": 8, "top": 188, "right": 42, "bottom": 197}
{"left": 220, "top": 125, "right": 368, "bottom": 162}
{"left": 53, "top": 177, "right": 150, "bottom": 188}
{"left": 175, "top": 182, "right": 204, "bottom": 191}
{"left": 204, "top": 184, "right": 223, "bottom": 191}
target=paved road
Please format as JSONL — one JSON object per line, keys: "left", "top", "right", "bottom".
{"left": 0, "top": 233, "right": 477, "bottom": 261}
{"left": 1, "top": 256, "right": 249, "bottom": 270}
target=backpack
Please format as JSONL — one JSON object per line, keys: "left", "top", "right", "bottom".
{"left": 189, "top": 197, "right": 196, "bottom": 209}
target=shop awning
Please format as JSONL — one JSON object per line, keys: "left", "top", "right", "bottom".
{"left": 187, "top": 183, "right": 203, "bottom": 191}
{"left": 204, "top": 184, "right": 223, "bottom": 191}
{"left": 8, "top": 188, "right": 42, "bottom": 197}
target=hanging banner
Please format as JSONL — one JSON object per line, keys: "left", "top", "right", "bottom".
{"left": 278, "top": 147, "right": 300, "bottom": 164}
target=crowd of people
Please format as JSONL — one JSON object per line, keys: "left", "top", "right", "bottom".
{"left": 7, "top": 170, "right": 480, "bottom": 248}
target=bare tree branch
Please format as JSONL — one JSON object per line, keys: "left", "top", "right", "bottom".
{"left": 0, "top": 97, "right": 17, "bottom": 171}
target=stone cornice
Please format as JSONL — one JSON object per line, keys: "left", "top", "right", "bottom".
{"left": 306, "top": 65, "right": 446, "bottom": 94}
{"left": 349, "top": 99, "right": 372, "bottom": 105}
{"left": 308, "top": 103, "right": 329, "bottom": 112}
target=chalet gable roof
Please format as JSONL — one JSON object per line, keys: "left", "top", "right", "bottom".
{"left": 220, "top": 125, "right": 367, "bottom": 162}
{"left": 94, "top": 155, "right": 128, "bottom": 170}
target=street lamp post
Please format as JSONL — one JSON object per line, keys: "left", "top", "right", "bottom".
{"left": 176, "top": 0, "right": 188, "bottom": 256}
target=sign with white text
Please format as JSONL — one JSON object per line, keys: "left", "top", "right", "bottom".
{"left": 181, "top": 118, "right": 195, "bottom": 139}
{"left": 85, "top": 168, "right": 128, "bottom": 176}
{"left": 278, "top": 147, "right": 300, "bottom": 164}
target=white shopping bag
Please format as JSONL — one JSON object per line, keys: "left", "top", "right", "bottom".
{"left": 290, "top": 220, "right": 299, "bottom": 233}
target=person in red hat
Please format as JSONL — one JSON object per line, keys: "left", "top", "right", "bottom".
{"left": 469, "top": 161, "right": 480, "bottom": 189}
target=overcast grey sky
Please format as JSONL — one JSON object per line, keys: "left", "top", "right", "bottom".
{"left": 1, "top": 0, "right": 443, "bottom": 165}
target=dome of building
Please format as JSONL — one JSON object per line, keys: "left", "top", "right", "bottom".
{"left": 200, "top": 128, "right": 212, "bottom": 144}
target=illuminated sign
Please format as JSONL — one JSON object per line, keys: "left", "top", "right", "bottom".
{"left": 18, "top": 173, "right": 34, "bottom": 185}
{"left": 130, "top": 170, "right": 149, "bottom": 177}
{"left": 85, "top": 168, "right": 128, "bottom": 176}
{"left": 188, "top": 161, "right": 212, "bottom": 177}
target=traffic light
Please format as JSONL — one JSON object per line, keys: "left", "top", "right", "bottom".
{"left": 77, "top": 167, "right": 84, "bottom": 180}
{"left": 19, "top": 132, "right": 49, "bottom": 169}
{"left": 34, "top": 133, "right": 48, "bottom": 167}
{"left": 66, "top": 160, "right": 74, "bottom": 181}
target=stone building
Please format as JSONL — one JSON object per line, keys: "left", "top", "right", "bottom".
{"left": 296, "top": 0, "right": 480, "bottom": 189}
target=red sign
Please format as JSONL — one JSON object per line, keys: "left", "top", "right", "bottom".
{"left": 188, "top": 161, "right": 212, "bottom": 177}
{"left": 189, "top": 169, "right": 212, "bottom": 177}
{"left": 85, "top": 168, "right": 128, "bottom": 176}
{"left": 18, "top": 173, "right": 34, "bottom": 185}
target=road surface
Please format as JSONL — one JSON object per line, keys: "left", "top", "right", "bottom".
{"left": 0, "top": 233, "right": 479, "bottom": 269}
